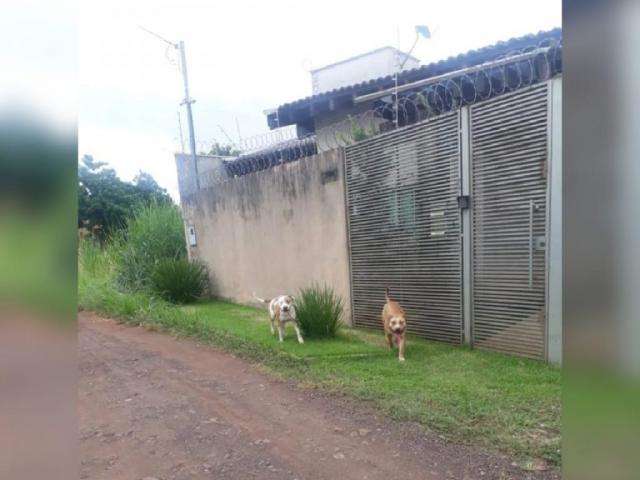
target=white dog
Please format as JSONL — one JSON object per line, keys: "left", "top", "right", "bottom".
{"left": 253, "top": 294, "right": 304, "bottom": 343}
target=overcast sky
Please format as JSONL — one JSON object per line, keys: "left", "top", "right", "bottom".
{"left": 76, "top": 0, "right": 559, "bottom": 200}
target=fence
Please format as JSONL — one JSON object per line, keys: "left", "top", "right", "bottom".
{"left": 342, "top": 79, "right": 560, "bottom": 360}
{"left": 179, "top": 38, "right": 563, "bottom": 361}
{"left": 194, "top": 37, "right": 561, "bottom": 183}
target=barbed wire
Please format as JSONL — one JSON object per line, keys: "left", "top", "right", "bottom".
{"left": 318, "top": 39, "right": 562, "bottom": 150}
{"left": 238, "top": 125, "right": 299, "bottom": 154}
{"left": 224, "top": 135, "right": 318, "bottom": 177}
{"left": 190, "top": 135, "right": 318, "bottom": 190}
{"left": 194, "top": 38, "right": 561, "bottom": 185}
{"left": 191, "top": 127, "right": 299, "bottom": 156}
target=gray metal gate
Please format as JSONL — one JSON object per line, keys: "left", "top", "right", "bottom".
{"left": 469, "top": 83, "right": 549, "bottom": 359}
{"left": 344, "top": 111, "right": 463, "bottom": 343}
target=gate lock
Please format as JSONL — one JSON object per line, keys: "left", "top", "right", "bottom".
{"left": 457, "top": 195, "right": 470, "bottom": 210}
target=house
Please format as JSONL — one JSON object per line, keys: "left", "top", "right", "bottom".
{"left": 309, "top": 46, "right": 420, "bottom": 96}
{"left": 176, "top": 28, "right": 563, "bottom": 363}
{"left": 267, "top": 28, "right": 561, "bottom": 149}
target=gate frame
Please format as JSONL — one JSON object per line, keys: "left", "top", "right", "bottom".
{"left": 341, "top": 146, "right": 356, "bottom": 328}
{"left": 463, "top": 79, "right": 559, "bottom": 360}
{"left": 342, "top": 77, "right": 562, "bottom": 362}
{"left": 460, "top": 107, "right": 473, "bottom": 346}
{"left": 547, "top": 76, "right": 563, "bottom": 364}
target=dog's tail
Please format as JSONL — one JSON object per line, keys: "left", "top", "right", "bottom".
{"left": 253, "top": 292, "right": 270, "bottom": 304}
{"left": 385, "top": 287, "right": 391, "bottom": 302}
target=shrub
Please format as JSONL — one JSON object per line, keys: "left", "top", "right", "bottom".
{"left": 150, "top": 258, "right": 209, "bottom": 304}
{"left": 296, "top": 283, "right": 343, "bottom": 339}
{"left": 114, "top": 203, "right": 186, "bottom": 290}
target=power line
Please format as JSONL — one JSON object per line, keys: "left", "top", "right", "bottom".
{"left": 138, "top": 25, "right": 176, "bottom": 47}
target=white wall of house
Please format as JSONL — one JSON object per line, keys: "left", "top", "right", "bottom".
{"left": 311, "top": 47, "right": 420, "bottom": 95}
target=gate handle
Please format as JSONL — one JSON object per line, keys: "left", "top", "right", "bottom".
{"left": 528, "top": 200, "right": 539, "bottom": 289}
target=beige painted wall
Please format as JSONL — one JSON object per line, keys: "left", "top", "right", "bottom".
{"left": 179, "top": 149, "right": 352, "bottom": 324}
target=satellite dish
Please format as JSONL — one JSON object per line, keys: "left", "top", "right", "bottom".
{"left": 415, "top": 25, "right": 431, "bottom": 39}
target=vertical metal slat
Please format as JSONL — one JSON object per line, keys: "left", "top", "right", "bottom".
{"left": 470, "top": 83, "right": 549, "bottom": 359}
{"left": 344, "top": 112, "right": 463, "bottom": 343}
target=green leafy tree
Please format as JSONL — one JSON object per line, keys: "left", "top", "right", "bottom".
{"left": 78, "top": 154, "right": 172, "bottom": 240}
{"left": 206, "top": 142, "right": 241, "bottom": 157}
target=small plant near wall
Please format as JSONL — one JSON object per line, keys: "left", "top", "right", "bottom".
{"left": 346, "top": 115, "right": 378, "bottom": 143}
{"left": 150, "top": 258, "right": 209, "bottom": 304}
{"left": 296, "top": 283, "right": 344, "bottom": 339}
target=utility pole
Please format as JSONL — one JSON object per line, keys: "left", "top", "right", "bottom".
{"left": 139, "top": 26, "right": 199, "bottom": 189}
{"left": 177, "top": 40, "right": 199, "bottom": 189}
{"left": 177, "top": 110, "right": 185, "bottom": 153}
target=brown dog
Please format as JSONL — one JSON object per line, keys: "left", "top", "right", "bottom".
{"left": 382, "top": 287, "right": 407, "bottom": 361}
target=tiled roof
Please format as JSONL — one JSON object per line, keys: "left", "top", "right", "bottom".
{"left": 269, "top": 28, "right": 561, "bottom": 129}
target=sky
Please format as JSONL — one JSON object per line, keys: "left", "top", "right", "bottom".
{"left": 68, "top": 1, "right": 556, "bottom": 199}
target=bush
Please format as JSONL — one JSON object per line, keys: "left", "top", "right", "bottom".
{"left": 296, "top": 283, "right": 343, "bottom": 339}
{"left": 114, "top": 203, "right": 186, "bottom": 290}
{"left": 150, "top": 258, "right": 209, "bottom": 304}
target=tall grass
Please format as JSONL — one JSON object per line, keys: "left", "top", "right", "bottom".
{"left": 78, "top": 236, "right": 119, "bottom": 281}
{"left": 296, "top": 283, "right": 343, "bottom": 339}
{"left": 79, "top": 202, "right": 207, "bottom": 306}
{"left": 113, "top": 203, "right": 186, "bottom": 291}
{"left": 78, "top": 238, "right": 106, "bottom": 277}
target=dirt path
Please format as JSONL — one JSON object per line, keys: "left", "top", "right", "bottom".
{"left": 79, "top": 311, "right": 559, "bottom": 480}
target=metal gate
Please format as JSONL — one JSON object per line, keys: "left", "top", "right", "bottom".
{"left": 470, "top": 83, "right": 549, "bottom": 359}
{"left": 344, "top": 111, "right": 463, "bottom": 343}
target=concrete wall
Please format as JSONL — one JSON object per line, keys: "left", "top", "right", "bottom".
{"left": 175, "top": 153, "right": 230, "bottom": 198}
{"left": 179, "top": 149, "right": 352, "bottom": 324}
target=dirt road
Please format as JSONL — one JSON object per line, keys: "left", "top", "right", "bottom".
{"left": 79, "top": 312, "right": 558, "bottom": 480}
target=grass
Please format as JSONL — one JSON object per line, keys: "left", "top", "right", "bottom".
{"left": 296, "top": 283, "right": 343, "bottom": 338}
{"left": 79, "top": 245, "right": 561, "bottom": 466}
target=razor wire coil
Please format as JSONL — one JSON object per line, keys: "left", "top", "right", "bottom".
{"left": 195, "top": 39, "right": 561, "bottom": 185}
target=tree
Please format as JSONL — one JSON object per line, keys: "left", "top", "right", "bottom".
{"left": 78, "top": 154, "right": 173, "bottom": 240}
{"left": 206, "top": 142, "right": 241, "bottom": 157}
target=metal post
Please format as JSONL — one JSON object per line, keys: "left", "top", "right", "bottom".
{"left": 177, "top": 110, "right": 185, "bottom": 153}
{"left": 178, "top": 40, "right": 199, "bottom": 189}
{"left": 460, "top": 107, "right": 472, "bottom": 345}
{"left": 547, "top": 77, "right": 563, "bottom": 364}
{"left": 394, "top": 26, "right": 400, "bottom": 129}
